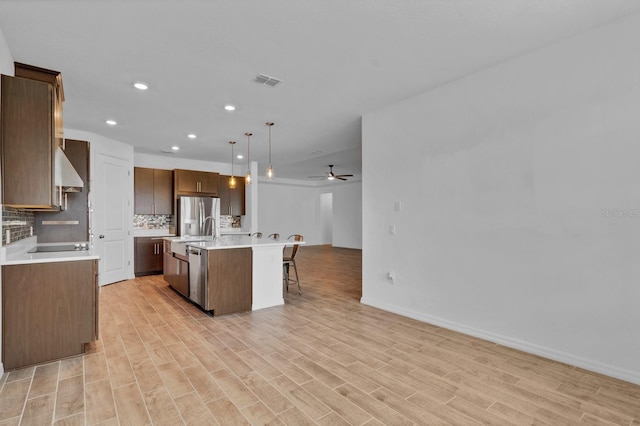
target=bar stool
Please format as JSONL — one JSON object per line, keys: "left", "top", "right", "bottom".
{"left": 250, "top": 232, "right": 262, "bottom": 238}
{"left": 283, "top": 234, "right": 303, "bottom": 295}
{"left": 268, "top": 233, "right": 280, "bottom": 240}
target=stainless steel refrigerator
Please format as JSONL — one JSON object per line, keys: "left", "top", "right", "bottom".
{"left": 177, "top": 196, "right": 220, "bottom": 238}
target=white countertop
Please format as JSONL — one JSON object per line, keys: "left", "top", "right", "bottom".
{"left": 133, "top": 228, "right": 175, "bottom": 237}
{"left": 1, "top": 237, "right": 99, "bottom": 265}
{"left": 164, "top": 234, "right": 303, "bottom": 250}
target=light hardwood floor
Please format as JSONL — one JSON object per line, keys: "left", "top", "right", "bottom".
{"left": 1, "top": 245, "right": 639, "bottom": 425}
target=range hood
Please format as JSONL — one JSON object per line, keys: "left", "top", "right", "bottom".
{"left": 55, "top": 146, "right": 84, "bottom": 192}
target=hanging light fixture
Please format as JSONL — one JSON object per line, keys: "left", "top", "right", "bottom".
{"left": 266, "top": 122, "right": 274, "bottom": 180}
{"left": 245, "top": 132, "right": 252, "bottom": 185}
{"left": 228, "top": 141, "right": 237, "bottom": 189}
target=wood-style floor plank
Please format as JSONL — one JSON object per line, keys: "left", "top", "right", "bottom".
{"left": 1, "top": 245, "right": 639, "bottom": 425}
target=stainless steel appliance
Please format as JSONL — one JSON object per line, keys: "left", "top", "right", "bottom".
{"left": 187, "top": 245, "right": 209, "bottom": 310}
{"left": 178, "top": 196, "right": 220, "bottom": 239}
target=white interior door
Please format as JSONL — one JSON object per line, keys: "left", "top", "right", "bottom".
{"left": 94, "top": 153, "right": 130, "bottom": 285}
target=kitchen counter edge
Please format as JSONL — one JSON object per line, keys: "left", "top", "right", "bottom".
{"left": 164, "top": 235, "right": 304, "bottom": 250}
{"left": 0, "top": 236, "right": 99, "bottom": 265}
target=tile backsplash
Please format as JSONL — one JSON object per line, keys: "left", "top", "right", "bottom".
{"left": 2, "top": 206, "right": 35, "bottom": 245}
{"left": 220, "top": 215, "right": 242, "bottom": 228}
{"left": 133, "top": 214, "right": 172, "bottom": 229}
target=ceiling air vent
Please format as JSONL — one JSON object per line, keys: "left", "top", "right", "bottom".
{"left": 254, "top": 73, "right": 282, "bottom": 87}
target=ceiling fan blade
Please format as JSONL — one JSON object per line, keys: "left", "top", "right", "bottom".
{"left": 336, "top": 176, "right": 348, "bottom": 181}
{"left": 307, "top": 175, "right": 326, "bottom": 179}
{"left": 335, "top": 174, "right": 353, "bottom": 178}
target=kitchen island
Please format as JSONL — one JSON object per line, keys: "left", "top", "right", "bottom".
{"left": 164, "top": 235, "right": 303, "bottom": 315}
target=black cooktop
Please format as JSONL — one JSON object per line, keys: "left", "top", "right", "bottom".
{"left": 28, "top": 243, "right": 89, "bottom": 253}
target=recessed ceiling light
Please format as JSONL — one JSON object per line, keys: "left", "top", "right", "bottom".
{"left": 187, "top": 133, "right": 197, "bottom": 139}
{"left": 106, "top": 119, "right": 117, "bottom": 126}
{"left": 224, "top": 105, "right": 236, "bottom": 111}
{"left": 133, "top": 82, "right": 148, "bottom": 90}
{"left": 171, "top": 146, "right": 180, "bottom": 151}
{"left": 236, "top": 154, "right": 243, "bottom": 159}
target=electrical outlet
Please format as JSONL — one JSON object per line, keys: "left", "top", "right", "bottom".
{"left": 387, "top": 271, "right": 395, "bottom": 284}
{"left": 389, "top": 225, "right": 396, "bottom": 236}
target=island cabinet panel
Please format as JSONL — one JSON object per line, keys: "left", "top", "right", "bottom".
{"left": 2, "top": 259, "right": 98, "bottom": 370}
{"left": 218, "top": 175, "right": 246, "bottom": 216}
{"left": 174, "top": 169, "right": 219, "bottom": 196}
{"left": 1, "top": 75, "right": 58, "bottom": 209}
{"left": 134, "top": 167, "right": 173, "bottom": 214}
{"left": 207, "top": 248, "right": 252, "bottom": 316}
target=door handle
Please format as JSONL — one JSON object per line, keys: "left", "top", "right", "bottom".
{"left": 99, "top": 235, "right": 105, "bottom": 239}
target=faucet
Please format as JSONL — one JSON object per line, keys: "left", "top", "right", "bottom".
{"left": 202, "top": 216, "right": 218, "bottom": 239}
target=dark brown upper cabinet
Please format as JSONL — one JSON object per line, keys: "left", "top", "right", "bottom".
{"left": 218, "top": 175, "right": 246, "bottom": 216}
{"left": 134, "top": 167, "right": 173, "bottom": 214}
{"left": 174, "top": 169, "right": 219, "bottom": 196}
{"left": 15, "top": 62, "right": 64, "bottom": 145}
{"left": 1, "top": 74, "right": 60, "bottom": 210}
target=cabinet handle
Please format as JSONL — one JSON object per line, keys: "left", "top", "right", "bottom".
{"left": 64, "top": 193, "right": 68, "bottom": 210}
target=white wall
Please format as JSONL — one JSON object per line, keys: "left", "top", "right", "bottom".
{"left": 135, "top": 152, "right": 231, "bottom": 175}
{"left": 331, "top": 181, "right": 362, "bottom": 249}
{"left": 0, "top": 27, "right": 12, "bottom": 75}
{"left": 258, "top": 179, "right": 363, "bottom": 248}
{"left": 362, "top": 13, "right": 640, "bottom": 384}
{"left": 0, "top": 24, "right": 14, "bottom": 375}
{"left": 258, "top": 180, "right": 321, "bottom": 244}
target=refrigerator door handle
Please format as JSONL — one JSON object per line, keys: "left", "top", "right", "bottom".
{"left": 199, "top": 199, "right": 205, "bottom": 235}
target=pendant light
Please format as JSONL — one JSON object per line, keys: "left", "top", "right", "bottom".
{"left": 245, "top": 132, "right": 252, "bottom": 185}
{"left": 266, "top": 122, "right": 274, "bottom": 180}
{"left": 228, "top": 141, "right": 237, "bottom": 189}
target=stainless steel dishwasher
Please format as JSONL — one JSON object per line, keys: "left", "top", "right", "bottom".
{"left": 187, "top": 246, "right": 209, "bottom": 310}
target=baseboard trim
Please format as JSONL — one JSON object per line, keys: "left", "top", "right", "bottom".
{"left": 360, "top": 297, "right": 640, "bottom": 386}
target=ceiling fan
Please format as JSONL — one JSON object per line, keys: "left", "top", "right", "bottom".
{"left": 308, "top": 165, "right": 354, "bottom": 181}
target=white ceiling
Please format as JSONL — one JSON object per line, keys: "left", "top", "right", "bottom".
{"left": 1, "top": 0, "right": 639, "bottom": 180}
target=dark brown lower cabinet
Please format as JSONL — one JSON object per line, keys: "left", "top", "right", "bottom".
{"left": 135, "top": 236, "right": 164, "bottom": 276}
{"left": 2, "top": 259, "right": 98, "bottom": 370}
